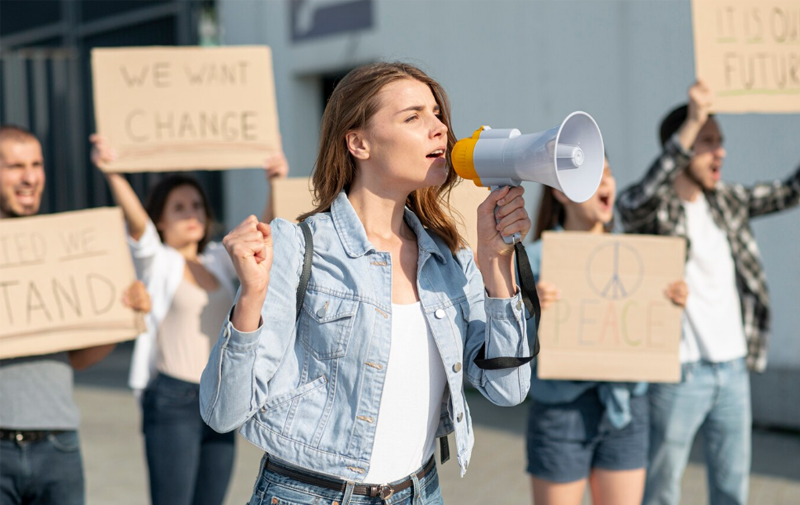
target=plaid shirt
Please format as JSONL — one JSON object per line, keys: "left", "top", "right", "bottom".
{"left": 617, "top": 135, "right": 800, "bottom": 372}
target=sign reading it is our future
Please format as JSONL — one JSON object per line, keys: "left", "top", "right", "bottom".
{"left": 92, "top": 46, "right": 281, "bottom": 172}
{"left": 692, "top": 0, "right": 800, "bottom": 113}
{"left": 537, "top": 232, "right": 686, "bottom": 383}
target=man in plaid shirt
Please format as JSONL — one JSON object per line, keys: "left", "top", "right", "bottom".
{"left": 617, "top": 81, "right": 800, "bottom": 505}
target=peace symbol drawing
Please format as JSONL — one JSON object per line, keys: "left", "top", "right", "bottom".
{"left": 585, "top": 241, "right": 644, "bottom": 300}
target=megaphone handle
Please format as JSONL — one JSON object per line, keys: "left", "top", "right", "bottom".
{"left": 490, "top": 185, "right": 522, "bottom": 245}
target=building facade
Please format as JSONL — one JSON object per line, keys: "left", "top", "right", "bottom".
{"left": 219, "top": 0, "right": 800, "bottom": 430}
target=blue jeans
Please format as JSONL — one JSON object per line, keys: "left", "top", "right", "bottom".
{"left": 143, "top": 374, "right": 236, "bottom": 505}
{"left": 248, "top": 455, "right": 445, "bottom": 505}
{"left": 0, "top": 430, "right": 84, "bottom": 505}
{"left": 644, "top": 359, "right": 751, "bottom": 505}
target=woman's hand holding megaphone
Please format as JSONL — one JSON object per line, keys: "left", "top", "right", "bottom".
{"left": 476, "top": 185, "right": 531, "bottom": 298}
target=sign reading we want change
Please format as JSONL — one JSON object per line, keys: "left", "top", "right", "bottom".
{"left": 692, "top": 0, "right": 800, "bottom": 113}
{"left": 537, "top": 232, "right": 686, "bottom": 383}
{"left": 0, "top": 208, "right": 144, "bottom": 359}
{"left": 92, "top": 46, "right": 281, "bottom": 172}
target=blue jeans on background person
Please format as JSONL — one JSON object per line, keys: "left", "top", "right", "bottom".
{"left": 644, "top": 358, "right": 751, "bottom": 505}
{"left": 248, "top": 454, "right": 445, "bottom": 505}
{"left": 143, "top": 373, "right": 236, "bottom": 505}
{"left": 0, "top": 430, "right": 84, "bottom": 505}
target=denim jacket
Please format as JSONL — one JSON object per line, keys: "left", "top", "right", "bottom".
{"left": 200, "top": 192, "right": 531, "bottom": 481}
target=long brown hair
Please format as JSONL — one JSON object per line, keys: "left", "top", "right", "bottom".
{"left": 533, "top": 187, "right": 566, "bottom": 241}
{"left": 298, "top": 62, "right": 465, "bottom": 253}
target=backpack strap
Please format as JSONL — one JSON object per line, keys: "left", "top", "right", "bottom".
{"left": 296, "top": 221, "right": 314, "bottom": 321}
{"left": 472, "top": 241, "right": 541, "bottom": 370}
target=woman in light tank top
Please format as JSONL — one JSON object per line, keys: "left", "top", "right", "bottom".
{"left": 90, "top": 136, "right": 288, "bottom": 505}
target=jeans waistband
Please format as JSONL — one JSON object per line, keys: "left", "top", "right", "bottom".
{"left": 265, "top": 455, "right": 436, "bottom": 500}
{"left": 0, "top": 429, "right": 68, "bottom": 443}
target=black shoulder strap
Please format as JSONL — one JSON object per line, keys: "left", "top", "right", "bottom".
{"left": 296, "top": 221, "right": 313, "bottom": 321}
{"left": 472, "top": 241, "right": 541, "bottom": 370}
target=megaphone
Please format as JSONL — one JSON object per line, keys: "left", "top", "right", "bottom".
{"left": 452, "top": 111, "right": 605, "bottom": 243}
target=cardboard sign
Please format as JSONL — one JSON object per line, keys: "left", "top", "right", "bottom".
{"left": 0, "top": 208, "right": 144, "bottom": 359}
{"left": 272, "top": 178, "right": 490, "bottom": 250}
{"left": 537, "top": 232, "right": 686, "bottom": 383}
{"left": 92, "top": 46, "right": 281, "bottom": 172}
{"left": 692, "top": 0, "right": 800, "bottom": 113}
{"left": 272, "top": 177, "right": 316, "bottom": 223}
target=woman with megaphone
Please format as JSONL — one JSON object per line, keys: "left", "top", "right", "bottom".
{"left": 523, "top": 158, "right": 688, "bottom": 505}
{"left": 199, "top": 62, "right": 534, "bottom": 505}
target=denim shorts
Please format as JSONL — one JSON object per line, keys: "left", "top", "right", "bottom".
{"left": 526, "top": 388, "right": 648, "bottom": 483}
{"left": 248, "top": 455, "right": 444, "bottom": 505}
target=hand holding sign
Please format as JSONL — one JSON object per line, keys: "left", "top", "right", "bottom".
{"left": 678, "top": 80, "right": 715, "bottom": 151}
{"left": 123, "top": 280, "right": 151, "bottom": 314}
{"left": 688, "top": 80, "right": 714, "bottom": 126}
{"left": 665, "top": 280, "right": 689, "bottom": 308}
{"left": 89, "top": 133, "right": 117, "bottom": 168}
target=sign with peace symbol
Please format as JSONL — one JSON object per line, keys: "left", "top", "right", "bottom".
{"left": 586, "top": 241, "right": 644, "bottom": 300}
{"left": 537, "top": 231, "right": 687, "bottom": 383}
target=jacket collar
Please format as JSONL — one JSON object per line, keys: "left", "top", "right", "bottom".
{"left": 330, "top": 191, "right": 447, "bottom": 263}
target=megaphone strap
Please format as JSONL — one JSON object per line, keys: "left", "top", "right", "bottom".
{"left": 472, "top": 242, "right": 541, "bottom": 370}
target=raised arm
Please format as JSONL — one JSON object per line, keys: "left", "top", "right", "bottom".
{"left": 200, "top": 218, "right": 303, "bottom": 432}
{"left": 90, "top": 134, "right": 149, "bottom": 241}
{"left": 745, "top": 165, "right": 800, "bottom": 219}
{"left": 617, "top": 81, "right": 712, "bottom": 232}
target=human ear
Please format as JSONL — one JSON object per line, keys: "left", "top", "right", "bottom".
{"left": 346, "top": 130, "right": 370, "bottom": 161}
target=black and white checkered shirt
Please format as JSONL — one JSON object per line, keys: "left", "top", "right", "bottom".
{"left": 617, "top": 135, "right": 800, "bottom": 372}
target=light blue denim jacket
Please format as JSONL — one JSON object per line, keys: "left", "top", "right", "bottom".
{"left": 200, "top": 192, "right": 531, "bottom": 481}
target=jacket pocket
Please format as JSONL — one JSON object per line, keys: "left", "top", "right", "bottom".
{"left": 257, "top": 375, "right": 330, "bottom": 444}
{"left": 299, "top": 290, "right": 358, "bottom": 360}
{"left": 261, "top": 375, "right": 328, "bottom": 412}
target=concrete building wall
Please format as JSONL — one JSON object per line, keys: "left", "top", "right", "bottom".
{"left": 219, "top": 0, "right": 800, "bottom": 428}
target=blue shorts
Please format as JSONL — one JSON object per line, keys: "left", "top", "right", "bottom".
{"left": 526, "top": 388, "right": 648, "bottom": 483}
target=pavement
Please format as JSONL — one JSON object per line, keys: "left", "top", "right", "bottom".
{"left": 73, "top": 344, "right": 800, "bottom": 505}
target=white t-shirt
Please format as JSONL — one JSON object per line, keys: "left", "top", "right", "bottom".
{"left": 681, "top": 195, "right": 747, "bottom": 363}
{"left": 364, "top": 302, "right": 447, "bottom": 484}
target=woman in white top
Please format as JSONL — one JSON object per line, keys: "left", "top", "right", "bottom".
{"left": 202, "top": 62, "right": 533, "bottom": 505}
{"left": 91, "top": 135, "right": 288, "bottom": 505}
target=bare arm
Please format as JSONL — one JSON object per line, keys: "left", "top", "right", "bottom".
{"left": 69, "top": 280, "right": 151, "bottom": 370}
{"left": 90, "top": 134, "right": 149, "bottom": 241}
{"left": 616, "top": 81, "right": 712, "bottom": 232}
{"left": 69, "top": 344, "right": 115, "bottom": 371}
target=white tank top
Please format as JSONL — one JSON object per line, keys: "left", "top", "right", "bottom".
{"left": 681, "top": 195, "right": 747, "bottom": 363}
{"left": 364, "top": 302, "right": 447, "bottom": 484}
